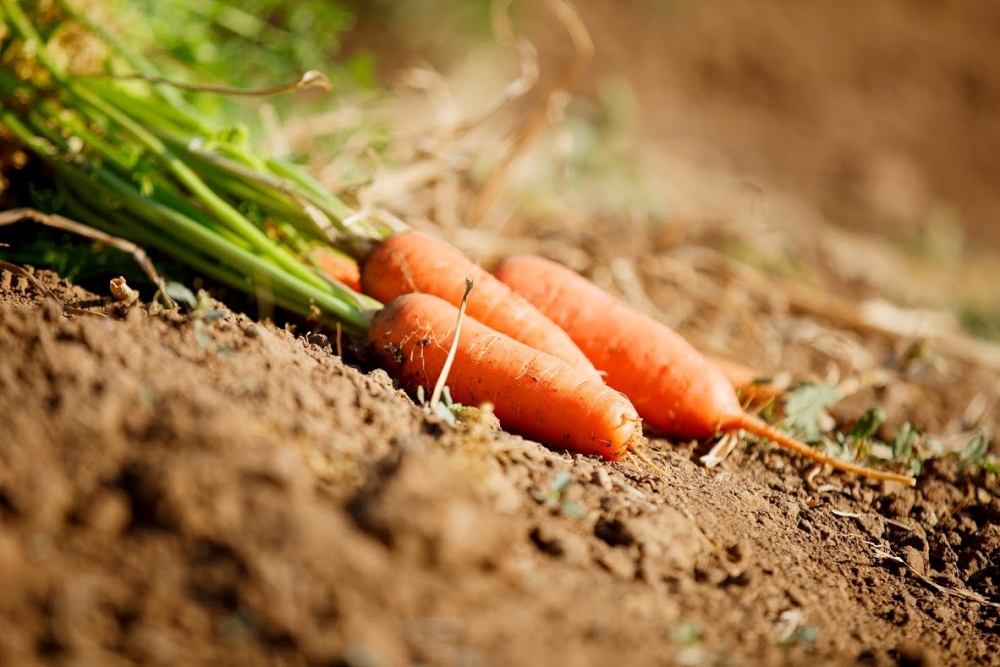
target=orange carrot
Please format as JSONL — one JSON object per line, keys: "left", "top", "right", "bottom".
{"left": 493, "top": 255, "right": 916, "bottom": 486}
{"left": 360, "top": 230, "right": 603, "bottom": 382}
{"left": 311, "top": 244, "right": 363, "bottom": 293}
{"left": 368, "top": 292, "right": 641, "bottom": 461}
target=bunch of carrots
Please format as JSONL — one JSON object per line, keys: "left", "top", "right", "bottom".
{"left": 358, "top": 231, "right": 917, "bottom": 486}
{"left": 0, "top": 0, "right": 916, "bottom": 486}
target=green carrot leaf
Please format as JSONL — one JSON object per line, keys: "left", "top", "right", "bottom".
{"left": 960, "top": 432, "right": 989, "bottom": 465}
{"left": 848, "top": 407, "right": 886, "bottom": 442}
{"left": 782, "top": 382, "right": 839, "bottom": 443}
{"left": 890, "top": 422, "right": 916, "bottom": 460}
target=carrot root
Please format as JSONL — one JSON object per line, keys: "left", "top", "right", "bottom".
{"left": 728, "top": 413, "right": 917, "bottom": 487}
{"left": 313, "top": 245, "right": 363, "bottom": 293}
{"left": 627, "top": 445, "right": 671, "bottom": 477}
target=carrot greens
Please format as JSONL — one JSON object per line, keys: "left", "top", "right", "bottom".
{"left": 0, "top": 0, "right": 384, "bottom": 335}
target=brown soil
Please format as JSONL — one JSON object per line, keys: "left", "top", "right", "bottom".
{"left": 2, "top": 256, "right": 999, "bottom": 666}
{"left": 4, "top": 1, "right": 1000, "bottom": 666}
{"left": 538, "top": 0, "right": 1000, "bottom": 255}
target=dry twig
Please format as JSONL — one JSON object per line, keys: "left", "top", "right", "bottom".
{"left": 866, "top": 540, "right": 1000, "bottom": 609}
{"left": 0, "top": 207, "right": 174, "bottom": 308}
{"left": 468, "top": 0, "right": 594, "bottom": 226}
{"left": 430, "top": 278, "right": 475, "bottom": 410}
{"left": 99, "top": 69, "right": 331, "bottom": 97}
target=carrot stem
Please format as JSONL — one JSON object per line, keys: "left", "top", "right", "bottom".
{"left": 1, "top": 0, "right": 385, "bottom": 338}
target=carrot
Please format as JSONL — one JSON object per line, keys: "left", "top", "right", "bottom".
{"left": 368, "top": 292, "right": 642, "bottom": 461}
{"left": 493, "top": 255, "right": 916, "bottom": 486}
{"left": 360, "top": 230, "right": 603, "bottom": 382}
{"left": 311, "top": 244, "right": 363, "bottom": 293}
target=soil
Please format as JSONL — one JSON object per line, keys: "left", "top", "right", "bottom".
{"left": 1, "top": 258, "right": 999, "bottom": 667}
{"left": 563, "top": 0, "right": 1000, "bottom": 255}
{"left": 3, "top": 1, "right": 1000, "bottom": 666}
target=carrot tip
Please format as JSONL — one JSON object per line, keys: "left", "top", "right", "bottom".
{"left": 730, "top": 414, "right": 917, "bottom": 487}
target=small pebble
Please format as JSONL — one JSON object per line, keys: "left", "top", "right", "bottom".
{"left": 592, "top": 467, "right": 612, "bottom": 492}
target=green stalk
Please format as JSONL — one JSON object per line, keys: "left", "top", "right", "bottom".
{"left": 0, "top": 105, "right": 375, "bottom": 329}
{"left": 78, "top": 83, "right": 328, "bottom": 283}
{"left": 163, "top": 139, "right": 328, "bottom": 236}
{"left": 55, "top": 161, "right": 376, "bottom": 333}
{"left": 3, "top": 0, "right": 326, "bottom": 289}
{"left": 11, "top": 100, "right": 247, "bottom": 253}
{"left": 63, "top": 196, "right": 349, "bottom": 333}
{"left": 82, "top": 91, "right": 318, "bottom": 237}
{"left": 81, "top": 72, "right": 379, "bottom": 254}
{"left": 73, "top": 48, "right": 388, "bottom": 245}
{"left": 85, "top": 77, "right": 208, "bottom": 138}
{"left": 265, "top": 159, "right": 366, "bottom": 228}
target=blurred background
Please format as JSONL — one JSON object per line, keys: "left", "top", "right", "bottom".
{"left": 333, "top": 0, "right": 1000, "bottom": 336}
{"left": 9, "top": 0, "right": 1000, "bottom": 340}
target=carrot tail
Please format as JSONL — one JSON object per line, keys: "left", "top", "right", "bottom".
{"left": 729, "top": 413, "right": 917, "bottom": 487}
